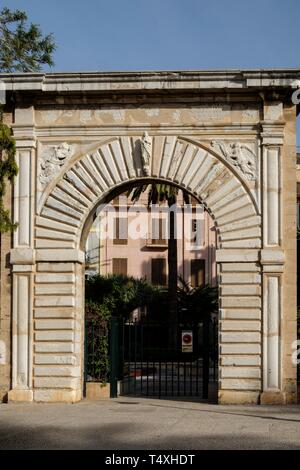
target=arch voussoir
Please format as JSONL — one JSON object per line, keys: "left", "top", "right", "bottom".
{"left": 36, "top": 136, "right": 259, "bottom": 251}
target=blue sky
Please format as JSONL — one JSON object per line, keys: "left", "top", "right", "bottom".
{"left": 4, "top": 0, "right": 300, "bottom": 142}
{"left": 4, "top": 0, "right": 300, "bottom": 71}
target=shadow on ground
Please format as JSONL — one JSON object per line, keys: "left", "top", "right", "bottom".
{"left": 0, "top": 399, "right": 300, "bottom": 450}
{"left": 0, "top": 421, "right": 300, "bottom": 450}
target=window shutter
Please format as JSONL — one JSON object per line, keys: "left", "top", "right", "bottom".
{"left": 190, "top": 259, "right": 205, "bottom": 287}
{"left": 151, "top": 258, "right": 167, "bottom": 285}
{"left": 112, "top": 258, "right": 128, "bottom": 275}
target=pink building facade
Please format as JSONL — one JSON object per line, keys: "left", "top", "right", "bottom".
{"left": 86, "top": 192, "right": 217, "bottom": 287}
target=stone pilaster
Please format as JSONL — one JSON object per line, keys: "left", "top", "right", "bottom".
{"left": 260, "top": 249, "right": 285, "bottom": 404}
{"left": 9, "top": 262, "right": 34, "bottom": 401}
{"left": 260, "top": 104, "right": 286, "bottom": 404}
{"left": 8, "top": 111, "right": 36, "bottom": 402}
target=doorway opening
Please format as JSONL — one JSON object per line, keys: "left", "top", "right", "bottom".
{"left": 83, "top": 181, "right": 218, "bottom": 401}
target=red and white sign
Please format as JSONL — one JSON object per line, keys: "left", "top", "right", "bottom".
{"left": 181, "top": 330, "right": 193, "bottom": 353}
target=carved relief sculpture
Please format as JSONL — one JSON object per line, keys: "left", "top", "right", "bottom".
{"left": 140, "top": 131, "right": 152, "bottom": 176}
{"left": 211, "top": 140, "right": 257, "bottom": 180}
{"left": 40, "top": 142, "right": 73, "bottom": 185}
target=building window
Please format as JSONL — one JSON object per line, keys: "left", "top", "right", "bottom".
{"left": 191, "top": 218, "right": 198, "bottom": 243}
{"left": 151, "top": 258, "right": 167, "bottom": 286}
{"left": 151, "top": 216, "right": 167, "bottom": 245}
{"left": 190, "top": 259, "right": 205, "bottom": 287}
{"left": 190, "top": 206, "right": 204, "bottom": 250}
{"left": 112, "top": 258, "right": 128, "bottom": 276}
{"left": 113, "top": 215, "right": 128, "bottom": 245}
{"left": 85, "top": 230, "right": 99, "bottom": 267}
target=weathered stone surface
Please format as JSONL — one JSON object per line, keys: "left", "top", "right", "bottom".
{"left": 1, "top": 70, "right": 297, "bottom": 404}
{"left": 35, "top": 331, "right": 74, "bottom": 341}
{"left": 220, "top": 332, "right": 261, "bottom": 343}
{"left": 34, "top": 354, "right": 77, "bottom": 365}
{"left": 34, "top": 366, "right": 80, "bottom": 377}
{"left": 34, "top": 342, "right": 74, "bottom": 353}
{"left": 221, "top": 355, "right": 261, "bottom": 366}
{"left": 260, "top": 391, "right": 286, "bottom": 405}
{"left": 220, "top": 272, "right": 261, "bottom": 283}
{"left": 35, "top": 273, "right": 75, "bottom": 283}
{"left": 219, "top": 390, "right": 260, "bottom": 404}
{"left": 220, "top": 378, "right": 261, "bottom": 390}
{"left": 8, "top": 389, "right": 33, "bottom": 402}
{"left": 221, "top": 367, "right": 261, "bottom": 378}
{"left": 10, "top": 248, "right": 35, "bottom": 265}
{"left": 33, "top": 377, "right": 80, "bottom": 388}
{"left": 0, "top": 198, "right": 12, "bottom": 402}
{"left": 34, "top": 297, "right": 75, "bottom": 307}
{"left": 220, "top": 308, "right": 261, "bottom": 319}
{"left": 37, "top": 263, "right": 74, "bottom": 272}
{"left": 35, "top": 284, "right": 75, "bottom": 295}
{"left": 220, "top": 297, "right": 261, "bottom": 308}
{"left": 34, "top": 307, "right": 75, "bottom": 319}
{"left": 221, "top": 263, "right": 260, "bottom": 272}
{"left": 220, "top": 320, "right": 261, "bottom": 331}
{"left": 34, "top": 320, "right": 74, "bottom": 330}
{"left": 85, "top": 382, "right": 111, "bottom": 400}
{"left": 216, "top": 250, "right": 259, "bottom": 263}
{"left": 220, "top": 285, "right": 261, "bottom": 295}
{"left": 36, "top": 249, "right": 84, "bottom": 263}
{"left": 33, "top": 389, "right": 81, "bottom": 402}
{"left": 220, "top": 343, "right": 261, "bottom": 354}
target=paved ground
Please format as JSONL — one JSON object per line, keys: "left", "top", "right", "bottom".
{"left": 0, "top": 397, "right": 300, "bottom": 449}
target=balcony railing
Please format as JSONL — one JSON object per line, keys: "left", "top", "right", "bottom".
{"left": 145, "top": 238, "right": 168, "bottom": 248}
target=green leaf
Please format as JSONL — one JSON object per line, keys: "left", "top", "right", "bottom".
{"left": 0, "top": 119, "right": 18, "bottom": 232}
{"left": 0, "top": 7, "right": 56, "bottom": 72}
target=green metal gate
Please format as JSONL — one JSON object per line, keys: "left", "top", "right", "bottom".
{"left": 85, "top": 316, "right": 218, "bottom": 399}
{"left": 117, "top": 318, "right": 217, "bottom": 399}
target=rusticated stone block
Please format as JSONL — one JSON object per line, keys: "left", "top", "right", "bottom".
{"left": 219, "top": 390, "right": 260, "bottom": 404}
{"left": 260, "top": 391, "right": 286, "bottom": 405}
{"left": 34, "top": 389, "right": 81, "bottom": 402}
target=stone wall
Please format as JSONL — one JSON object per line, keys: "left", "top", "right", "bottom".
{"left": 0, "top": 70, "right": 297, "bottom": 404}
{"left": 0, "top": 186, "right": 12, "bottom": 401}
{"left": 0, "top": 111, "right": 13, "bottom": 402}
{"left": 280, "top": 104, "right": 297, "bottom": 403}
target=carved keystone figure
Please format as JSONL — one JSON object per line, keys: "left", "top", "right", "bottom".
{"left": 140, "top": 131, "right": 152, "bottom": 176}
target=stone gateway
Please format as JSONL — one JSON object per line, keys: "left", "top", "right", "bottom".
{"left": 0, "top": 70, "right": 298, "bottom": 404}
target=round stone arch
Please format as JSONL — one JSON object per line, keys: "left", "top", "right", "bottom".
{"left": 9, "top": 135, "right": 263, "bottom": 404}
{"left": 36, "top": 135, "right": 260, "bottom": 250}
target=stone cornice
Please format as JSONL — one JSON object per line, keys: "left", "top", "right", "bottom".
{"left": 1, "top": 69, "right": 300, "bottom": 94}
{"left": 32, "top": 124, "right": 259, "bottom": 139}
{"left": 260, "top": 248, "right": 284, "bottom": 262}
{"left": 260, "top": 121, "right": 285, "bottom": 145}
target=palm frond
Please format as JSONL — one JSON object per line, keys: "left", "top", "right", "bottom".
{"left": 130, "top": 184, "right": 148, "bottom": 202}
{"left": 130, "top": 182, "right": 190, "bottom": 208}
{"left": 183, "top": 191, "right": 190, "bottom": 205}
